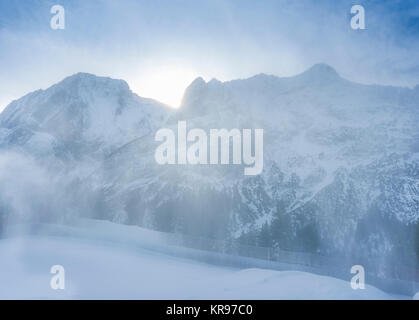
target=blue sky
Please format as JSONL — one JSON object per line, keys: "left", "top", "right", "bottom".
{"left": 1, "top": 0, "right": 419, "bottom": 108}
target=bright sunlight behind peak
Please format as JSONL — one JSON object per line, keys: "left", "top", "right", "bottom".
{"left": 131, "top": 66, "right": 200, "bottom": 108}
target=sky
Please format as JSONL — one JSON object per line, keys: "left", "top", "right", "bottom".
{"left": 0, "top": 0, "right": 419, "bottom": 110}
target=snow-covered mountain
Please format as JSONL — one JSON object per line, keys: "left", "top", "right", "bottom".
{"left": 1, "top": 65, "right": 418, "bottom": 270}
{"left": 0, "top": 73, "right": 169, "bottom": 167}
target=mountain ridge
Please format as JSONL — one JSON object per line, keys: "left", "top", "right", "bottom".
{"left": 0, "top": 64, "right": 418, "bottom": 271}
{"left": 3, "top": 63, "right": 417, "bottom": 118}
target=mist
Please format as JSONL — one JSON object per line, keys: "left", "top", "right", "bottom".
{"left": 0, "top": 151, "right": 87, "bottom": 229}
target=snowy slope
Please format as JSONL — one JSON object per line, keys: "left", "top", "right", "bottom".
{"left": 0, "top": 221, "right": 408, "bottom": 300}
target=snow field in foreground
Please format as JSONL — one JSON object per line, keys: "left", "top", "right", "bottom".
{"left": 0, "top": 220, "right": 412, "bottom": 299}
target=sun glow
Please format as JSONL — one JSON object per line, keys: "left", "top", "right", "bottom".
{"left": 132, "top": 66, "right": 200, "bottom": 109}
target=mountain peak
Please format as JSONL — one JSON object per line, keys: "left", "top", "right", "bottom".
{"left": 188, "top": 76, "right": 206, "bottom": 87}
{"left": 208, "top": 78, "right": 222, "bottom": 85}
{"left": 65, "top": 72, "right": 100, "bottom": 80}
{"left": 55, "top": 72, "right": 131, "bottom": 94}
{"left": 301, "top": 63, "right": 340, "bottom": 80}
{"left": 180, "top": 77, "right": 207, "bottom": 106}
